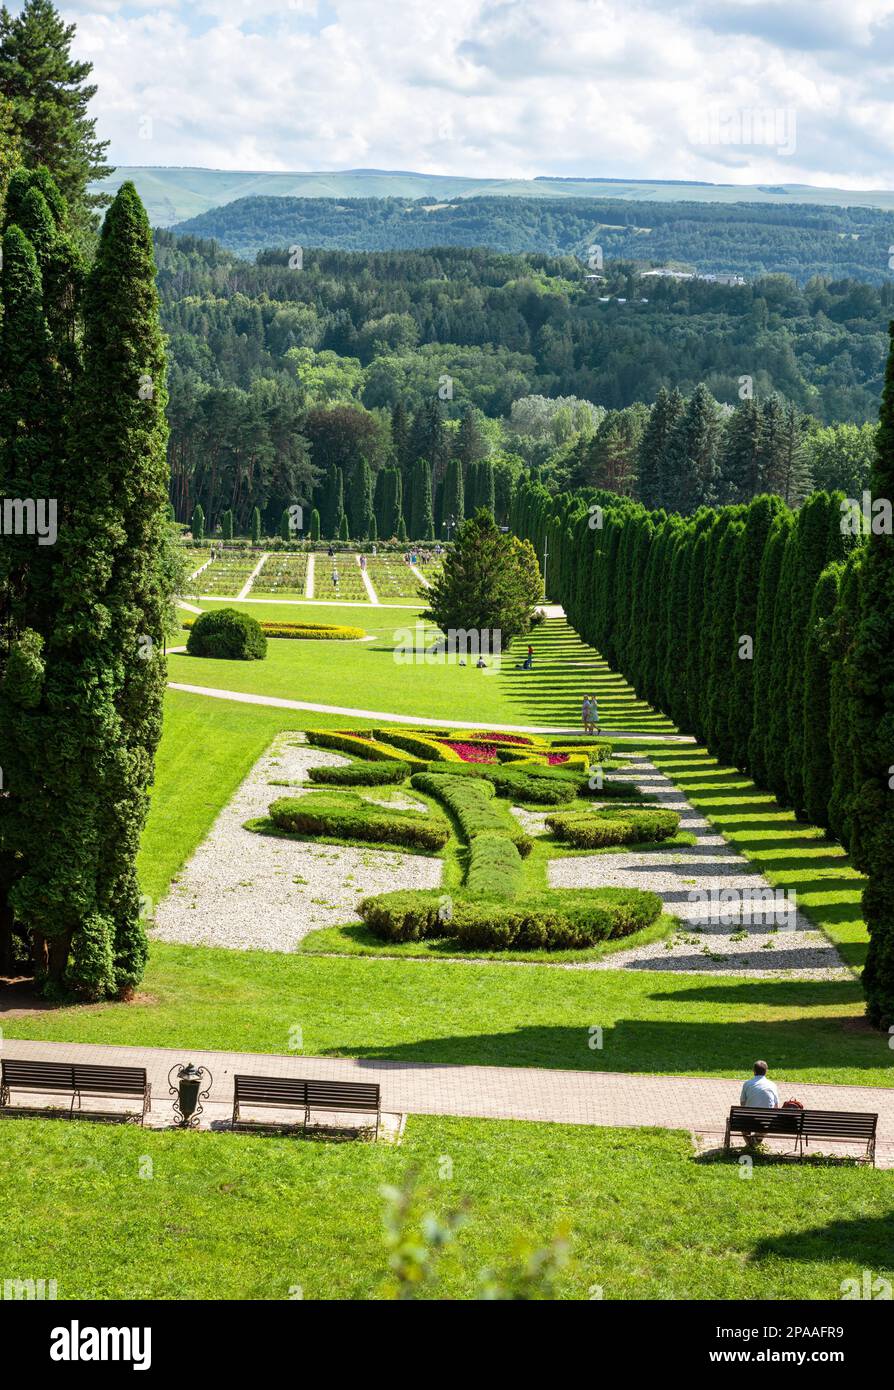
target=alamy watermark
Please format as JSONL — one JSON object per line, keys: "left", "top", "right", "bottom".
{"left": 393, "top": 623, "right": 503, "bottom": 673}
{"left": 689, "top": 106, "right": 797, "bottom": 157}
{"left": 687, "top": 886, "right": 798, "bottom": 928}
{"left": 1, "top": 498, "right": 57, "bottom": 546}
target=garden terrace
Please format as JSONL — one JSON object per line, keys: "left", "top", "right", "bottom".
{"left": 253, "top": 552, "right": 308, "bottom": 598}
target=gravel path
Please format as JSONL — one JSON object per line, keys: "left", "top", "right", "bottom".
{"left": 151, "top": 736, "right": 442, "bottom": 953}
{"left": 548, "top": 756, "right": 852, "bottom": 979}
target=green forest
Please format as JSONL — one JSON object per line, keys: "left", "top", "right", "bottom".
{"left": 157, "top": 233, "right": 884, "bottom": 535}
{"left": 172, "top": 193, "right": 894, "bottom": 283}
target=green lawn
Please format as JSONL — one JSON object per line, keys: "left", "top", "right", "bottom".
{"left": 6, "top": 941, "right": 889, "bottom": 1085}
{"left": 0, "top": 1116, "right": 889, "bottom": 1299}
{"left": 168, "top": 611, "right": 675, "bottom": 732}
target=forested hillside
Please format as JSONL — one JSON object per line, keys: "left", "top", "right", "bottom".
{"left": 157, "top": 233, "right": 882, "bottom": 536}
{"left": 171, "top": 194, "right": 894, "bottom": 283}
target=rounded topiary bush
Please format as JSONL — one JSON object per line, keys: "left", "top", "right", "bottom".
{"left": 545, "top": 806, "right": 680, "bottom": 848}
{"left": 186, "top": 607, "right": 267, "bottom": 660}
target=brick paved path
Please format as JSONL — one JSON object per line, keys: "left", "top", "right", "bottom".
{"left": 3, "top": 1038, "right": 891, "bottom": 1160}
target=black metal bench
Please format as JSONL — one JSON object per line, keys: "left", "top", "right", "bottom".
{"left": 0, "top": 1058, "right": 151, "bottom": 1125}
{"left": 232, "top": 1074, "right": 381, "bottom": 1138}
{"left": 725, "top": 1105, "right": 878, "bottom": 1165}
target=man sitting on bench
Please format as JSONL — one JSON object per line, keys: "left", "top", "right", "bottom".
{"left": 739, "top": 1059, "right": 779, "bottom": 1145}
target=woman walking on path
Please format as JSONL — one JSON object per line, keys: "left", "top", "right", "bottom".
{"left": 582, "top": 695, "right": 591, "bottom": 733}
{"left": 589, "top": 694, "right": 600, "bottom": 733}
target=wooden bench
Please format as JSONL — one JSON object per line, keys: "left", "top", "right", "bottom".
{"left": 725, "top": 1105, "right": 878, "bottom": 1165}
{"left": 0, "top": 1059, "right": 151, "bottom": 1125}
{"left": 232, "top": 1074, "right": 381, "bottom": 1138}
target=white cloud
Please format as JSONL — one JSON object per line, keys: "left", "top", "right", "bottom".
{"left": 23, "top": 0, "right": 894, "bottom": 185}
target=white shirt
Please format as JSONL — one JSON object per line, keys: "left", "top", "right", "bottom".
{"left": 740, "top": 1075, "right": 779, "bottom": 1108}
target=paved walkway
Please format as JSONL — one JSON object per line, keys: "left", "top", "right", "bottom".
{"left": 2, "top": 1039, "right": 890, "bottom": 1159}
{"left": 164, "top": 682, "right": 694, "bottom": 739}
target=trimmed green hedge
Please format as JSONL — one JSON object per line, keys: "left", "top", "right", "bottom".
{"left": 184, "top": 617, "right": 365, "bottom": 640}
{"left": 305, "top": 730, "right": 422, "bottom": 762}
{"left": 417, "top": 761, "right": 578, "bottom": 806}
{"left": 371, "top": 729, "right": 464, "bottom": 761}
{"left": 546, "top": 806, "right": 680, "bottom": 848}
{"left": 307, "top": 760, "right": 415, "bottom": 786}
{"left": 465, "top": 832, "right": 525, "bottom": 900}
{"left": 358, "top": 886, "right": 662, "bottom": 949}
{"left": 185, "top": 607, "right": 267, "bottom": 660}
{"left": 410, "top": 773, "right": 532, "bottom": 854}
{"left": 268, "top": 792, "right": 449, "bottom": 850}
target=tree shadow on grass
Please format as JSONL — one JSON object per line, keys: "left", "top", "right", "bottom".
{"left": 324, "top": 1016, "right": 890, "bottom": 1077}
{"left": 750, "top": 1216, "right": 894, "bottom": 1272}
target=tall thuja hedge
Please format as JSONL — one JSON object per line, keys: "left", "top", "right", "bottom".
{"left": 747, "top": 510, "right": 793, "bottom": 786}
{"left": 827, "top": 551, "right": 862, "bottom": 850}
{"left": 850, "top": 325, "right": 894, "bottom": 1027}
{"left": 783, "top": 491, "right": 853, "bottom": 817}
{"left": 803, "top": 562, "right": 843, "bottom": 829}
{"left": 510, "top": 473, "right": 891, "bottom": 1017}
{"left": 5, "top": 181, "right": 172, "bottom": 997}
{"left": 705, "top": 515, "right": 745, "bottom": 762}
{"left": 0, "top": 168, "right": 81, "bottom": 972}
{"left": 730, "top": 495, "right": 787, "bottom": 771}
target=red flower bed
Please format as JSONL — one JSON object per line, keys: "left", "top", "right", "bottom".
{"left": 546, "top": 753, "right": 570, "bottom": 765}
{"left": 440, "top": 741, "right": 499, "bottom": 763}
{"left": 475, "top": 732, "right": 531, "bottom": 745}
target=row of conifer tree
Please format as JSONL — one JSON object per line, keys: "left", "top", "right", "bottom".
{"left": 509, "top": 345, "right": 894, "bottom": 1026}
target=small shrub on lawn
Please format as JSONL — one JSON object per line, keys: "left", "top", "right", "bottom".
{"left": 546, "top": 806, "right": 680, "bottom": 848}
{"left": 268, "top": 792, "right": 449, "bottom": 850}
{"left": 410, "top": 773, "right": 532, "bottom": 854}
{"left": 465, "top": 833, "right": 524, "bottom": 900}
{"left": 186, "top": 608, "right": 267, "bottom": 660}
{"left": 307, "top": 761, "right": 415, "bottom": 786}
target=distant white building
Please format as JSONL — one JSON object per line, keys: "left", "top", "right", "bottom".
{"left": 640, "top": 268, "right": 746, "bottom": 286}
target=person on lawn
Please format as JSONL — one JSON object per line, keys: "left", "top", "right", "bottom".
{"left": 582, "top": 695, "right": 591, "bottom": 732}
{"left": 589, "top": 695, "right": 600, "bottom": 733}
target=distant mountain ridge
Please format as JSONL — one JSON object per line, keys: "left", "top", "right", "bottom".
{"left": 166, "top": 192, "right": 894, "bottom": 285}
{"left": 89, "top": 165, "right": 894, "bottom": 228}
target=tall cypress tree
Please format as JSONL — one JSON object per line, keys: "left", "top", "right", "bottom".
{"left": 5, "top": 181, "right": 171, "bottom": 995}
{"left": 729, "top": 494, "right": 787, "bottom": 771}
{"left": 442, "top": 457, "right": 464, "bottom": 531}
{"left": 827, "top": 550, "right": 862, "bottom": 849}
{"left": 664, "top": 385, "right": 721, "bottom": 514}
{"left": 191, "top": 503, "right": 204, "bottom": 540}
{"left": 350, "top": 456, "right": 374, "bottom": 540}
{"left": 784, "top": 491, "right": 852, "bottom": 816}
{"left": 721, "top": 398, "right": 763, "bottom": 503}
{"left": 747, "top": 510, "right": 794, "bottom": 786}
{"left": 850, "top": 324, "right": 894, "bottom": 1027}
{"left": 410, "top": 457, "right": 434, "bottom": 540}
{"left": 636, "top": 386, "right": 682, "bottom": 509}
{"left": 802, "top": 562, "right": 843, "bottom": 829}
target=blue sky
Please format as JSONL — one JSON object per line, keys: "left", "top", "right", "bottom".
{"left": 21, "top": 0, "right": 894, "bottom": 186}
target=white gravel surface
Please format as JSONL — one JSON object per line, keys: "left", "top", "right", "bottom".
{"left": 548, "top": 755, "right": 852, "bottom": 979}
{"left": 151, "top": 736, "right": 443, "bottom": 952}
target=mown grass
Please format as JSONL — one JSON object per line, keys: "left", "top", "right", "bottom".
{"left": 167, "top": 612, "right": 675, "bottom": 732}
{"left": 5, "top": 942, "right": 889, "bottom": 1085}
{"left": 0, "top": 1116, "right": 889, "bottom": 1300}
